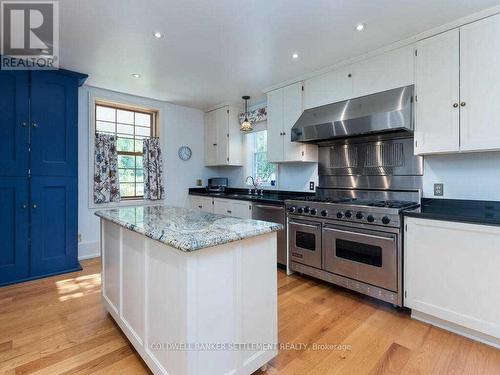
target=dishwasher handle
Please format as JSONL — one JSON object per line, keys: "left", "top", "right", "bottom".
{"left": 253, "top": 204, "right": 283, "bottom": 211}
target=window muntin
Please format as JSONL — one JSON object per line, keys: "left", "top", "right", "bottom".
{"left": 95, "top": 102, "right": 157, "bottom": 199}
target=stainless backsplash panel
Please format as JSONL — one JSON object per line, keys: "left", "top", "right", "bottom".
{"left": 318, "top": 135, "right": 423, "bottom": 191}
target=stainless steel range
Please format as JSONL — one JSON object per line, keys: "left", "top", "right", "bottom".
{"left": 286, "top": 108, "right": 423, "bottom": 306}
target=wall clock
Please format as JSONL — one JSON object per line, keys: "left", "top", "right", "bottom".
{"left": 178, "top": 146, "right": 192, "bottom": 161}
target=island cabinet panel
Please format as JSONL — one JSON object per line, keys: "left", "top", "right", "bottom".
{"left": 213, "top": 198, "right": 252, "bottom": 219}
{"left": 404, "top": 217, "right": 500, "bottom": 347}
{"left": 100, "top": 219, "right": 278, "bottom": 375}
{"left": 102, "top": 221, "right": 121, "bottom": 314}
{"left": 121, "top": 229, "right": 146, "bottom": 345}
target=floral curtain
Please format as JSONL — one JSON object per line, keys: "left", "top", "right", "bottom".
{"left": 94, "top": 133, "right": 121, "bottom": 204}
{"left": 239, "top": 106, "right": 267, "bottom": 125}
{"left": 143, "top": 138, "right": 165, "bottom": 200}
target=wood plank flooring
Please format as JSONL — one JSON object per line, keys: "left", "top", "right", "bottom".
{"left": 1, "top": 258, "right": 499, "bottom": 374}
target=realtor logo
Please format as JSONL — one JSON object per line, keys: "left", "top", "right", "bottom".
{"left": 1, "top": 1, "right": 59, "bottom": 69}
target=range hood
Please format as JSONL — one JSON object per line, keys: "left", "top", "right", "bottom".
{"left": 291, "top": 85, "right": 414, "bottom": 143}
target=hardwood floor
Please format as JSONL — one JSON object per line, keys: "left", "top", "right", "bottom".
{"left": 1, "top": 258, "right": 499, "bottom": 374}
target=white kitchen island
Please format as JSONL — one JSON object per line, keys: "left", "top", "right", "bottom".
{"left": 95, "top": 205, "right": 282, "bottom": 375}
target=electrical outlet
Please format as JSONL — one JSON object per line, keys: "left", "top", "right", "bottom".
{"left": 434, "top": 183, "right": 444, "bottom": 197}
{"left": 309, "top": 181, "right": 315, "bottom": 191}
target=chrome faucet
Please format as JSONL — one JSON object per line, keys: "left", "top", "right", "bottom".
{"left": 245, "top": 176, "right": 257, "bottom": 190}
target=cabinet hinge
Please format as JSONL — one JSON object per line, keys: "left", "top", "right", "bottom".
{"left": 415, "top": 95, "right": 418, "bottom": 102}
{"left": 301, "top": 151, "right": 304, "bottom": 156}
{"left": 405, "top": 224, "right": 408, "bottom": 232}
{"left": 227, "top": 133, "right": 229, "bottom": 138}
{"left": 227, "top": 109, "right": 229, "bottom": 114}
{"left": 302, "top": 86, "right": 304, "bottom": 91}
{"left": 414, "top": 49, "right": 417, "bottom": 56}
{"left": 404, "top": 290, "right": 407, "bottom": 298}
{"left": 28, "top": 169, "right": 31, "bottom": 177}
{"left": 415, "top": 140, "right": 418, "bottom": 148}
{"left": 227, "top": 157, "right": 229, "bottom": 162}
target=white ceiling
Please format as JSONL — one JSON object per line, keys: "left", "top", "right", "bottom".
{"left": 59, "top": 0, "right": 500, "bottom": 109}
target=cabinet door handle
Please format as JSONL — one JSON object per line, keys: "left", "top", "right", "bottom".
{"left": 453, "top": 103, "right": 458, "bottom": 108}
{"left": 460, "top": 101, "right": 466, "bottom": 107}
{"left": 282, "top": 131, "right": 286, "bottom": 136}
{"left": 213, "top": 143, "right": 217, "bottom": 146}
{"left": 21, "top": 203, "right": 28, "bottom": 209}
{"left": 32, "top": 203, "right": 38, "bottom": 209}
{"left": 227, "top": 210, "right": 232, "bottom": 214}
{"left": 32, "top": 123, "right": 38, "bottom": 128}
{"left": 198, "top": 205, "right": 202, "bottom": 209}
{"left": 21, "top": 122, "right": 27, "bottom": 128}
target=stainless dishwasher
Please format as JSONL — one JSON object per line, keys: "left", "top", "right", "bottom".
{"left": 252, "top": 203, "right": 286, "bottom": 266}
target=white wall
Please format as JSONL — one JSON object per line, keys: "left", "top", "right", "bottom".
{"left": 423, "top": 152, "right": 500, "bottom": 200}
{"left": 78, "top": 86, "right": 208, "bottom": 259}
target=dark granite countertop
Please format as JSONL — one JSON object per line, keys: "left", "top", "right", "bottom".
{"left": 189, "top": 187, "right": 313, "bottom": 205}
{"left": 403, "top": 198, "right": 500, "bottom": 227}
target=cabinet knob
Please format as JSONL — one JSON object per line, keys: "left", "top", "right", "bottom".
{"left": 21, "top": 203, "right": 28, "bottom": 209}
{"left": 32, "top": 122, "right": 38, "bottom": 128}
{"left": 453, "top": 103, "right": 459, "bottom": 108}
{"left": 348, "top": 73, "right": 352, "bottom": 78}
{"left": 460, "top": 101, "right": 466, "bottom": 107}
{"left": 198, "top": 205, "right": 202, "bottom": 209}
{"left": 227, "top": 210, "right": 232, "bottom": 214}
{"left": 282, "top": 131, "right": 286, "bottom": 136}
{"left": 21, "top": 122, "right": 27, "bottom": 128}
{"left": 32, "top": 203, "right": 38, "bottom": 209}
{"left": 213, "top": 143, "right": 217, "bottom": 146}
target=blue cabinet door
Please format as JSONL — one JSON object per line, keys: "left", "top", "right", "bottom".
{"left": 30, "top": 176, "right": 79, "bottom": 276}
{"left": 30, "top": 71, "right": 78, "bottom": 177}
{"left": 0, "top": 177, "right": 29, "bottom": 285}
{"left": 0, "top": 71, "right": 29, "bottom": 177}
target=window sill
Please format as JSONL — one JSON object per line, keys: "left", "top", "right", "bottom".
{"left": 89, "top": 198, "right": 165, "bottom": 210}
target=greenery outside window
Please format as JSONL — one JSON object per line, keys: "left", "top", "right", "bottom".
{"left": 95, "top": 102, "right": 158, "bottom": 199}
{"left": 246, "top": 130, "right": 277, "bottom": 186}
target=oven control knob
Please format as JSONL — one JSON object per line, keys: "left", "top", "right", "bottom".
{"left": 356, "top": 212, "right": 364, "bottom": 220}
{"left": 288, "top": 206, "right": 296, "bottom": 213}
{"left": 310, "top": 208, "right": 317, "bottom": 215}
{"left": 336, "top": 212, "right": 343, "bottom": 219}
{"left": 297, "top": 207, "right": 304, "bottom": 214}
{"left": 344, "top": 210, "right": 352, "bottom": 218}
{"left": 382, "top": 216, "right": 391, "bottom": 225}
{"left": 367, "top": 215, "right": 375, "bottom": 223}
{"left": 304, "top": 206, "right": 310, "bottom": 213}
{"left": 321, "top": 209, "right": 328, "bottom": 217}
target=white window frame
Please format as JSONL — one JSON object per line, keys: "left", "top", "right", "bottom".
{"left": 87, "top": 92, "right": 163, "bottom": 209}
{"left": 244, "top": 129, "right": 278, "bottom": 189}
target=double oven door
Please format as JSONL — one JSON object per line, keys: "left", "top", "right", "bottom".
{"left": 288, "top": 219, "right": 322, "bottom": 269}
{"left": 322, "top": 224, "right": 398, "bottom": 291}
{"left": 288, "top": 217, "right": 399, "bottom": 292}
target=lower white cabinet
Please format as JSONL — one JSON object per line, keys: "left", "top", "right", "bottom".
{"left": 189, "top": 196, "right": 214, "bottom": 213}
{"left": 213, "top": 198, "right": 252, "bottom": 219}
{"left": 404, "top": 217, "right": 500, "bottom": 346}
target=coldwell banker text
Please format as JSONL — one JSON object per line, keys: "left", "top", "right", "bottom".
{"left": 1, "top": 0, "right": 59, "bottom": 69}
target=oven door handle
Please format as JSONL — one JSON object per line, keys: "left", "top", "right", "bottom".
{"left": 323, "top": 227, "right": 395, "bottom": 242}
{"left": 289, "top": 221, "right": 321, "bottom": 229}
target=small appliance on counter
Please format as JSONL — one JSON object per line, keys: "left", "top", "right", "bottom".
{"left": 206, "top": 177, "right": 228, "bottom": 193}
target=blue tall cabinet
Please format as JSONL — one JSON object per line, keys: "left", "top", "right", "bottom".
{"left": 0, "top": 68, "right": 87, "bottom": 286}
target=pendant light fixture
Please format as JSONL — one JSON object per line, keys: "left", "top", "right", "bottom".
{"left": 240, "top": 95, "right": 253, "bottom": 132}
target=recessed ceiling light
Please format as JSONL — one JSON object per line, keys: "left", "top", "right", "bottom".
{"left": 131, "top": 73, "right": 141, "bottom": 78}
{"left": 356, "top": 23, "right": 365, "bottom": 32}
{"left": 292, "top": 53, "right": 299, "bottom": 59}
{"left": 153, "top": 31, "right": 164, "bottom": 39}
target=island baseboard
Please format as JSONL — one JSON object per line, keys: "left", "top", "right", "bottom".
{"left": 100, "top": 219, "right": 278, "bottom": 375}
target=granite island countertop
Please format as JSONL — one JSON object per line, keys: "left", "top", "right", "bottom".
{"left": 95, "top": 205, "right": 283, "bottom": 252}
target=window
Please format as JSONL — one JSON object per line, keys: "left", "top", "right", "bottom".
{"left": 246, "top": 130, "right": 277, "bottom": 186}
{"left": 95, "top": 102, "right": 158, "bottom": 199}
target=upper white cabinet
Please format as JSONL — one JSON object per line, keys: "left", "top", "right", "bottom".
{"left": 303, "top": 45, "right": 414, "bottom": 110}
{"left": 267, "top": 82, "right": 318, "bottom": 163}
{"left": 460, "top": 14, "right": 500, "bottom": 152}
{"left": 304, "top": 65, "right": 353, "bottom": 110}
{"left": 404, "top": 217, "right": 500, "bottom": 343}
{"left": 204, "top": 106, "right": 242, "bottom": 166}
{"left": 414, "top": 29, "right": 460, "bottom": 154}
{"left": 351, "top": 44, "right": 415, "bottom": 98}
{"left": 415, "top": 13, "right": 500, "bottom": 155}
